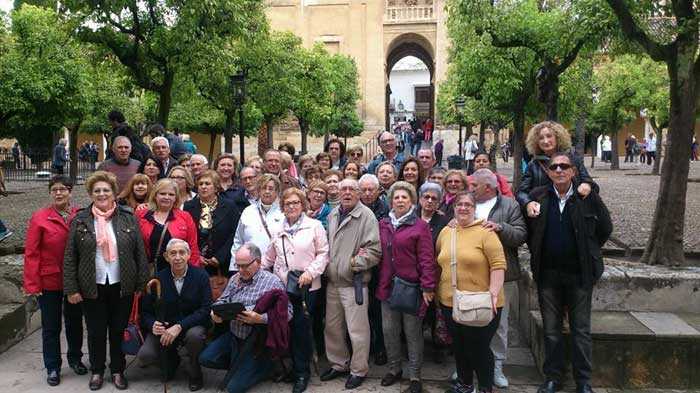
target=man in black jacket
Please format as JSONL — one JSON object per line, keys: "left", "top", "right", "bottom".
{"left": 525, "top": 152, "right": 612, "bottom": 393}
{"left": 137, "top": 238, "right": 212, "bottom": 391}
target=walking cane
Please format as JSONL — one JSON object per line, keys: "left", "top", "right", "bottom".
{"left": 146, "top": 279, "right": 168, "bottom": 393}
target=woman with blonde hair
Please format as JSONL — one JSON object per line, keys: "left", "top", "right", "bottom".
{"left": 244, "top": 155, "right": 263, "bottom": 174}
{"left": 517, "top": 121, "right": 595, "bottom": 218}
{"left": 167, "top": 165, "right": 195, "bottom": 207}
{"left": 136, "top": 179, "right": 199, "bottom": 272}
{"left": 439, "top": 169, "right": 468, "bottom": 222}
{"left": 118, "top": 174, "right": 152, "bottom": 210}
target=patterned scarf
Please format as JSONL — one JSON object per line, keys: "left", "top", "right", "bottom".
{"left": 92, "top": 203, "right": 117, "bottom": 263}
{"left": 199, "top": 198, "right": 218, "bottom": 229}
{"left": 284, "top": 214, "right": 305, "bottom": 236}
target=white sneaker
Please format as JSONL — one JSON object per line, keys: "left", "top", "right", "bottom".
{"left": 493, "top": 361, "right": 509, "bottom": 388}
{"left": 449, "top": 370, "right": 459, "bottom": 385}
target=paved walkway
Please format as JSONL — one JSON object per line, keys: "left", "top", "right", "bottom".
{"left": 0, "top": 328, "right": 692, "bottom": 393}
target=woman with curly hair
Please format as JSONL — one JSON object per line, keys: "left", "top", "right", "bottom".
{"left": 517, "top": 121, "right": 595, "bottom": 218}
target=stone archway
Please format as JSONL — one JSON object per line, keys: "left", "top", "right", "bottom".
{"left": 385, "top": 33, "right": 436, "bottom": 132}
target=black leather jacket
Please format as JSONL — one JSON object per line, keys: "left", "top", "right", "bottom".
{"left": 516, "top": 151, "right": 596, "bottom": 207}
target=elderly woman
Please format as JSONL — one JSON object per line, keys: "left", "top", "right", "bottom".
{"left": 342, "top": 161, "right": 362, "bottom": 180}
{"left": 184, "top": 170, "right": 240, "bottom": 276}
{"left": 297, "top": 154, "right": 316, "bottom": 188}
{"left": 398, "top": 157, "right": 425, "bottom": 192}
{"left": 376, "top": 181, "right": 435, "bottom": 393}
{"left": 439, "top": 170, "right": 468, "bottom": 222}
{"left": 306, "top": 180, "right": 332, "bottom": 230}
{"left": 136, "top": 179, "right": 199, "bottom": 273}
{"left": 418, "top": 182, "right": 448, "bottom": 244}
{"left": 305, "top": 165, "right": 322, "bottom": 185}
{"left": 213, "top": 153, "right": 239, "bottom": 201}
{"left": 229, "top": 174, "right": 284, "bottom": 273}
{"left": 63, "top": 171, "right": 149, "bottom": 390}
{"left": 138, "top": 154, "right": 164, "bottom": 185}
{"left": 178, "top": 154, "right": 192, "bottom": 172}
{"left": 263, "top": 188, "right": 329, "bottom": 393}
{"left": 435, "top": 192, "right": 506, "bottom": 393}
{"left": 244, "top": 156, "right": 263, "bottom": 174}
{"left": 167, "top": 165, "right": 196, "bottom": 207}
{"left": 315, "top": 152, "right": 332, "bottom": 172}
{"left": 517, "top": 121, "right": 594, "bottom": 217}
{"left": 118, "top": 174, "right": 153, "bottom": 210}
{"left": 376, "top": 161, "right": 398, "bottom": 196}
{"left": 24, "top": 176, "right": 86, "bottom": 386}
{"left": 469, "top": 152, "right": 514, "bottom": 198}
{"left": 322, "top": 169, "right": 343, "bottom": 209}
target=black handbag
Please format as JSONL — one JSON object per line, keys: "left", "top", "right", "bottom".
{"left": 386, "top": 233, "right": 421, "bottom": 315}
{"left": 282, "top": 236, "right": 304, "bottom": 298}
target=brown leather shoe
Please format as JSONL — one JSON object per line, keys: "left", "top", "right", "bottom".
{"left": 89, "top": 373, "right": 103, "bottom": 391}
{"left": 111, "top": 373, "right": 128, "bottom": 390}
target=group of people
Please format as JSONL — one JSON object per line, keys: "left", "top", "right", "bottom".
{"left": 24, "top": 115, "right": 612, "bottom": 393}
{"left": 623, "top": 132, "right": 657, "bottom": 165}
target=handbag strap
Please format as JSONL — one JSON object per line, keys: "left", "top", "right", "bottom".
{"left": 281, "top": 235, "right": 290, "bottom": 269}
{"left": 154, "top": 220, "right": 170, "bottom": 261}
{"left": 450, "top": 228, "right": 458, "bottom": 290}
{"left": 257, "top": 207, "right": 272, "bottom": 239}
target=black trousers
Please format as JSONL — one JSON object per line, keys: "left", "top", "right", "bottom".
{"left": 82, "top": 283, "right": 133, "bottom": 374}
{"left": 537, "top": 270, "right": 593, "bottom": 386}
{"left": 38, "top": 291, "right": 84, "bottom": 373}
{"left": 368, "top": 266, "right": 385, "bottom": 356}
{"left": 647, "top": 151, "right": 656, "bottom": 166}
{"left": 442, "top": 305, "right": 502, "bottom": 390}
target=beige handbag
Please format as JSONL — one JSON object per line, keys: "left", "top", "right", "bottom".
{"left": 450, "top": 228, "right": 494, "bottom": 327}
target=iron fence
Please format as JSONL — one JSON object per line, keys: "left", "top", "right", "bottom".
{"left": 0, "top": 148, "right": 96, "bottom": 181}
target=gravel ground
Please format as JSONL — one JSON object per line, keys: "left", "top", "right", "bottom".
{"left": 2, "top": 157, "right": 700, "bottom": 254}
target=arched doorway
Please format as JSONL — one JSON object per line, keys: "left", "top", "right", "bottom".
{"left": 385, "top": 34, "right": 435, "bottom": 133}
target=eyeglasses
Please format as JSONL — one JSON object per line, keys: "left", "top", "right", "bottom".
{"left": 421, "top": 194, "right": 438, "bottom": 201}
{"left": 50, "top": 187, "right": 71, "bottom": 193}
{"left": 548, "top": 163, "right": 573, "bottom": 171}
{"left": 455, "top": 202, "right": 475, "bottom": 209}
{"left": 350, "top": 152, "right": 363, "bottom": 157}
{"left": 170, "top": 176, "right": 187, "bottom": 180}
{"left": 284, "top": 200, "right": 302, "bottom": 207}
{"left": 236, "top": 258, "right": 258, "bottom": 270}
{"left": 309, "top": 189, "right": 326, "bottom": 196}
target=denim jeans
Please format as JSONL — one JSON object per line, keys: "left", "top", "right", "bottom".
{"left": 199, "top": 330, "right": 272, "bottom": 393}
{"left": 37, "top": 291, "right": 84, "bottom": 373}
{"left": 289, "top": 290, "right": 318, "bottom": 378}
{"left": 381, "top": 302, "right": 423, "bottom": 380}
{"left": 537, "top": 270, "right": 593, "bottom": 386}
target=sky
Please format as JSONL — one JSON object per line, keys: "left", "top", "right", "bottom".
{"left": 0, "top": 1, "right": 12, "bottom": 13}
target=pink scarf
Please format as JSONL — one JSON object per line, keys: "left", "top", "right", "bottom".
{"left": 92, "top": 203, "right": 117, "bottom": 263}
{"left": 444, "top": 192, "right": 457, "bottom": 207}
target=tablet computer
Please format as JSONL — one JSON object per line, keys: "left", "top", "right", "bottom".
{"left": 211, "top": 302, "right": 246, "bottom": 320}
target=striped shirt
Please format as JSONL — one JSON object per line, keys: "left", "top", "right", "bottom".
{"left": 97, "top": 158, "right": 141, "bottom": 191}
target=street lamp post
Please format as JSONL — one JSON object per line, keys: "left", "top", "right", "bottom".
{"left": 455, "top": 97, "right": 465, "bottom": 158}
{"left": 341, "top": 114, "right": 350, "bottom": 148}
{"left": 229, "top": 70, "right": 248, "bottom": 162}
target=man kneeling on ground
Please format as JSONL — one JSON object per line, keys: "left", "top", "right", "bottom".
{"left": 137, "top": 238, "right": 212, "bottom": 391}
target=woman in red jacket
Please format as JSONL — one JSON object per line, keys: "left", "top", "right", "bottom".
{"left": 136, "top": 179, "right": 199, "bottom": 273}
{"left": 23, "top": 175, "right": 86, "bottom": 386}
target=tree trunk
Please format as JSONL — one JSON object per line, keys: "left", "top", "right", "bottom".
{"left": 258, "top": 123, "right": 268, "bottom": 157}
{"left": 265, "top": 117, "right": 274, "bottom": 149}
{"left": 224, "top": 111, "right": 234, "bottom": 153}
{"left": 490, "top": 123, "right": 501, "bottom": 171}
{"left": 208, "top": 129, "right": 217, "bottom": 163}
{"left": 157, "top": 70, "right": 175, "bottom": 127}
{"left": 511, "top": 110, "right": 525, "bottom": 192}
{"left": 299, "top": 118, "right": 309, "bottom": 155}
{"left": 68, "top": 121, "right": 81, "bottom": 183}
{"left": 323, "top": 129, "right": 329, "bottom": 147}
{"left": 575, "top": 109, "right": 586, "bottom": 156}
{"left": 539, "top": 67, "right": 559, "bottom": 121}
{"left": 641, "top": 62, "right": 696, "bottom": 266}
{"left": 591, "top": 134, "right": 598, "bottom": 169}
{"left": 650, "top": 119, "right": 663, "bottom": 176}
{"left": 478, "top": 120, "right": 487, "bottom": 146}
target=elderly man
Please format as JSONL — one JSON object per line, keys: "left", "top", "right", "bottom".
{"left": 151, "top": 136, "right": 177, "bottom": 177}
{"left": 149, "top": 124, "right": 188, "bottom": 160}
{"left": 321, "top": 178, "right": 381, "bottom": 389}
{"left": 359, "top": 174, "right": 389, "bottom": 221}
{"left": 190, "top": 154, "right": 209, "bottom": 180}
{"left": 469, "top": 168, "right": 528, "bottom": 388}
{"left": 263, "top": 149, "right": 301, "bottom": 191}
{"left": 97, "top": 136, "right": 141, "bottom": 191}
{"left": 137, "top": 239, "right": 212, "bottom": 391}
{"left": 228, "top": 166, "right": 259, "bottom": 210}
{"left": 525, "top": 152, "right": 612, "bottom": 393}
{"left": 200, "top": 242, "right": 292, "bottom": 393}
{"left": 428, "top": 166, "right": 446, "bottom": 185}
{"left": 367, "top": 132, "right": 405, "bottom": 174}
{"left": 417, "top": 148, "right": 437, "bottom": 179}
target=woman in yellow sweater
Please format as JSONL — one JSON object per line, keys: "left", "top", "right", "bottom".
{"left": 435, "top": 191, "right": 506, "bottom": 393}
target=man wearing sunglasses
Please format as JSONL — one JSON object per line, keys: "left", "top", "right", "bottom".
{"left": 367, "top": 132, "right": 405, "bottom": 175}
{"left": 524, "top": 152, "right": 612, "bottom": 393}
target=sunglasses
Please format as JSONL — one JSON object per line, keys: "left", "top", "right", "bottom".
{"left": 548, "top": 163, "right": 573, "bottom": 171}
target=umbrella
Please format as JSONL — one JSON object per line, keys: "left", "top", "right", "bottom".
{"left": 300, "top": 285, "right": 319, "bottom": 376}
{"left": 146, "top": 279, "right": 168, "bottom": 393}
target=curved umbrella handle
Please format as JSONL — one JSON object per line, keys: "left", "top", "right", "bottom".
{"left": 146, "top": 279, "right": 162, "bottom": 299}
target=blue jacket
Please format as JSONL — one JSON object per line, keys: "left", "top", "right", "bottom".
{"left": 367, "top": 152, "right": 405, "bottom": 175}
{"left": 140, "top": 266, "right": 212, "bottom": 333}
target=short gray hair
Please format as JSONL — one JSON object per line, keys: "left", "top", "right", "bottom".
{"left": 472, "top": 168, "right": 498, "bottom": 188}
{"left": 379, "top": 131, "right": 396, "bottom": 143}
{"left": 358, "top": 173, "right": 379, "bottom": 188}
{"left": 151, "top": 136, "right": 169, "bottom": 148}
{"left": 240, "top": 242, "right": 262, "bottom": 261}
{"left": 113, "top": 136, "right": 131, "bottom": 147}
{"left": 340, "top": 178, "right": 360, "bottom": 191}
{"left": 190, "top": 154, "right": 208, "bottom": 164}
{"left": 419, "top": 182, "right": 442, "bottom": 200}
{"left": 165, "top": 238, "right": 190, "bottom": 253}
{"left": 418, "top": 148, "right": 435, "bottom": 160}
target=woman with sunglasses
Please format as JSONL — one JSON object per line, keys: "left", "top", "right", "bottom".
{"left": 517, "top": 121, "right": 595, "bottom": 218}
{"left": 345, "top": 145, "right": 367, "bottom": 175}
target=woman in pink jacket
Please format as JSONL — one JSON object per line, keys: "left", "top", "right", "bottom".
{"left": 262, "top": 187, "right": 329, "bottom": 393}
{"left": 23, "top": 175, "right": 86, "bottom": 386}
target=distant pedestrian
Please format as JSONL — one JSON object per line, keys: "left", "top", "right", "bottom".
{"left": 463, "top": 134, "right": 480, "bottom": 175}
{"left": 624, "top": 134, "right": 635, "bottom": 163}
{"left": 691, "top": 136, "right": 698, "bottom": 161}
{"left": 12, "top": 142, "right": 21, "bottom": 169}
{"left": 647, "top": 133, "right": 657, "bottom": 166}
{"left": 434, "top": 138, "right": 444, "bottom": 167}
{"left": 52, "top": 139, "right": 68, "bottom": 174}
{"left": 182, "top": 134, "right": 197, "bottom": 154}
{"left": 601, "top": 136, "right": 612, "bottom": 163}
{"left": 501, "top": 141, "right": 510, "bottom": 163}
{"left": 639, "top": 138, "right": 648, "bottom": 164}
{"left": 0, "top": 168, "right": 11, "bottom": 242}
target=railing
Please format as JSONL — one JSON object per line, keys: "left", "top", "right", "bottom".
{"left": 384, "top": 5, "right": 435, "bottom": 23}
{"left": 0, "top": 149, "right": 96, "bottom": 181}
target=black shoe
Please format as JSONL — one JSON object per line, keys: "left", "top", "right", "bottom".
{"left": 445, "top": 383, "right": 474, "bottom": 393}
{"left": 374, "top": 350, "right": 388, "bottom": 366}
{"left": 47, "top": 370, "right": 60, "bottom": 386}
{"left": 344, "top": 374, "right": 365, "bottom": 389}
{"left": 188, "top": 376, "right": 203, "bottom": 391}
{"left": 319, "top": 368, "right": 348, "bottom": 382}
{"left": 538, "top": 380, "right": 562, "bottom": 393}
{"left": 111, "top": 373, "right": 128, "bottom": 390}
{"left": 89, "top": 373, "right": 104, "bottom": 391}
{"left": 69, "top": 361, "right": 88, "bottom": 375}
{"left": 380, "top": 371, "right": 402, "bottom": 386}
{"left": 407, "top": 380, "right": 422, "bottom": 393}
{"left": 576, "top": 384, "right": 595, "bottom": 393}
{"left": 292, "top": 376, "right": 309, "bottom": 393}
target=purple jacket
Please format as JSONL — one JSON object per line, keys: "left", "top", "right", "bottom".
{"left": 376, "top": 211, "right": 436, "bottom": 318}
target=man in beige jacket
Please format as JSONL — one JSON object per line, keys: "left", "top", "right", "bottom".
{"left": 321, "top": 178, "right": 381, "bottom": 390}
